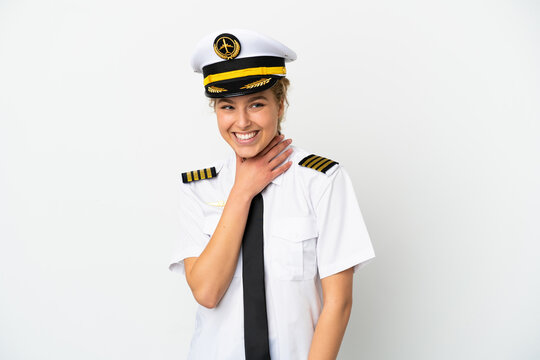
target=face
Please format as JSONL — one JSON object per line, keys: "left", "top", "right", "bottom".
{"left": 215, "top": 88, "right": 284, "bottom": 159}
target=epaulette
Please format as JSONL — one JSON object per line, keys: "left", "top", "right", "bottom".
{"left": 181, "top": 167, "right": 217, "bottom": 183}
{"left": 298, "top": 154, "right": 339, "bottom": 174}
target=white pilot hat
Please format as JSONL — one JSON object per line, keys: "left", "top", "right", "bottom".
{"left": 190, "top": 29, "right": 297, "bottom": 98}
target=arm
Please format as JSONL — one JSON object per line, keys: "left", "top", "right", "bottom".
{"left": 308, "top": 267, "right": 354, "bottom": 360}
{"left": 183, "top": 188, "right": 252, "bottom": 308}
{"left": 308, "top": 164, "right": 375, "bottom": 358}
{"left": 184, "top": 135, "right": 292, "bottom": 308}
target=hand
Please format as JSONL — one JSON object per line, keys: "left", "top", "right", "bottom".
{"left": 232, "top": 134, "right": 293, "bottom": 199}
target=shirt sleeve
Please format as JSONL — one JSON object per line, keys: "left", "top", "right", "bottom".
{"left": 315, "top": 166, "right": 376, "bottom": 279}
{"left": 168, "top": 183, "right": 209, "bottom": 277}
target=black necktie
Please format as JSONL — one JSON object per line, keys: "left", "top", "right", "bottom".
{"left": 242, "top": 192, "right": 271, "bottom": 359}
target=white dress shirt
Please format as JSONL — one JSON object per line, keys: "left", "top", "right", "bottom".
{"left": 169, "top": 145, "right": 375, "bottom": 360}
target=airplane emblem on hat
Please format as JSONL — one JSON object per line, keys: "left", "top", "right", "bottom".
{"left": 213, "top": 33, "right": 241, "bottom": 60}
{"left": 219, "top": 40, "right": 233, "bottom": 53}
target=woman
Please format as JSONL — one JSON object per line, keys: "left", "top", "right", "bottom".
{"left": 169, "top": 29, "right": 375, "bottom": 360}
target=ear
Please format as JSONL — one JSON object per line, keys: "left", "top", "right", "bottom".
{"left": 278, "top": 99, "right": 285, "bottom": 118}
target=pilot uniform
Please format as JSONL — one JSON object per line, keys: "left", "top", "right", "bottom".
{"left": 169, "top": 29, "right": 376, "bottom": 360}
{"left": 169, "top": 145, "right": 375, "bottom": 359}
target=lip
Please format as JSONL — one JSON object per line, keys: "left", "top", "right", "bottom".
{"left": 232, "top": 130, "right": 260, "bottom": 145}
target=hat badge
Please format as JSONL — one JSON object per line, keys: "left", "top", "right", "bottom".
{"left": 213, "top": 33, "right": 241, "bottom": 60}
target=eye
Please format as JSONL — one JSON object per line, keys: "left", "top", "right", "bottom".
{"left": 220, "top": 105, "right": 234, "bottom": 110}
{"left": 250, "top": 102, "right": 265, "bottom": 108}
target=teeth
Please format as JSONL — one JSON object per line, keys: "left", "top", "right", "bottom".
{"left": 235, "top": 131, "right": 257, "bottom": 140}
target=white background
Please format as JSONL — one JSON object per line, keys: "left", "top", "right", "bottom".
{"left": 1, "top": 0, "right": 539, "bottom": 359}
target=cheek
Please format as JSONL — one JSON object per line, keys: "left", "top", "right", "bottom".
{"left": 264, "top": 110, "right": 279, "bottom": 131}
{"left": 216, "top": 114, "right": 232, "bottom": 135}
{"left": 257, "top": 106, "right": 278, "bottom": 123}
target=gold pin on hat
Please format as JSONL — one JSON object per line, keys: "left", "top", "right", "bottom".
{"left": 213, "top": 34, "right": 241, "bottom": 60}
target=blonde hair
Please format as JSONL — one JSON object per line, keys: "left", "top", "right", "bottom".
{"left": 210, "top": 77, "right": 291, "bottom": 132}
{"left": 271, "top": 77, "right": 290, "bottom": 133}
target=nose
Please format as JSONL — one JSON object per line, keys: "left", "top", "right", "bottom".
{"left": 235, "top": 108, "right": 251, "bottom": 129}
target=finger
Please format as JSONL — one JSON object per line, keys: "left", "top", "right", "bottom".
{"left": 258, "top": 134, "right": 283, "bottom": 158}
{"left": 258, "top": 134, "right": 284, "bottom": 157}
{"left": 270, "top": 160, "right": 293, "bottom": 180}
{"left": 269, "top": 147, "right": 293, "bottom": 169}
{"left": 265, "top": 138, "right": 292, "bottom": 161}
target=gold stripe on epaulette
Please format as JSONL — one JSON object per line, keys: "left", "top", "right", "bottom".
{"left": 305, "top": 155, "right": 322, "bottom": 168}
{"left": 182, "top": 167, "right": 217, "bottom": 183}
{"left": 298, "top": 154, "right": 338, "bottom": 174}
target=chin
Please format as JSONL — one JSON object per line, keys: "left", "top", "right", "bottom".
{"left": 234, "top": 147, "right": 259, "bottom": 159}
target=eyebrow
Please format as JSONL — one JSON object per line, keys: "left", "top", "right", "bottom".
{"left": 217, "top": 95, "right": 268, "bottom": 105}
{"left": 247, "top": 95, "right": 268, "bottom": 102}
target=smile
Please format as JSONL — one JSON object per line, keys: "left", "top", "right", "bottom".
{"left": 233, "top": 131, "right": 259, "bottom": 143}
{"left": 234, "top": 131, "right": 258, "bottom": 140}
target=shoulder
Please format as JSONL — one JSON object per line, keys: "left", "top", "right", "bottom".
{"left": 181, "top": 166, "right": 218, "bottom": 184}
{"left": 288, "top": 146, "right": 347, "bottom": 204}
{"left": 178, "top": 156, "right": 229, "bottom": 202}
{"left": 177, "top": 156, "right": 230, "bottom": 207}
{"left": 180, "top": 157, "right": 227, "bottom": 184}
{"left": 291, "top": 145, "right": 341, "bottom": 178}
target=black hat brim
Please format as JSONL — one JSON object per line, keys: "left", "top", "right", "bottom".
{"left": 205, "top": 76, "right": 280, "bottom": 98}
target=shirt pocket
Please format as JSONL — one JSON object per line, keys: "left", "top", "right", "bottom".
{"left": 269, "top": 215, "right": 318, "bottom": 280}
{"left": 202, "top": 213, "right": 242, "bottom": 278}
